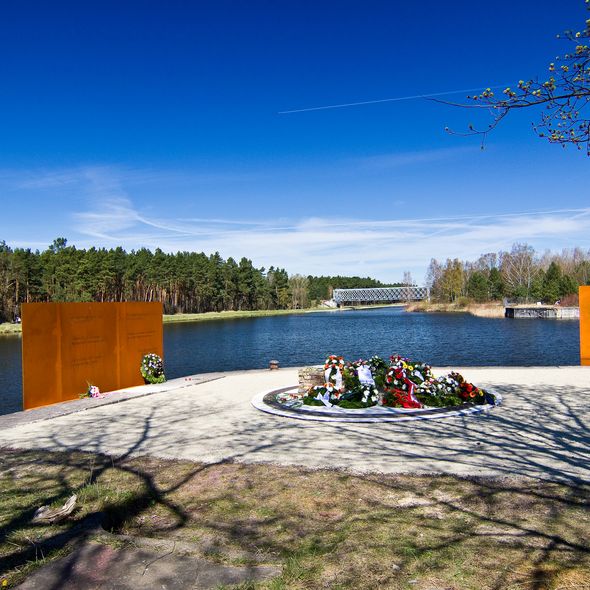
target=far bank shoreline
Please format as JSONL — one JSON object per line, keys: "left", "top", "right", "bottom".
{"left": 163, "top": 303, "right": 403, "bottom": 325}
{"left": 405, "top": 301, "right": 506, "bottom": 318}
{"left": 0, "top": 303, "right": 405, "bottom": 336}
{"left": 404, "top": 301, "right": 580, "bottom": 319}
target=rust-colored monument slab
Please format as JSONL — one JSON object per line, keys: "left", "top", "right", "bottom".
{"left": 21, "top": 302, "right": 163, "bottom": 410}
{"left": 581, "top": 286, "right": 590, "bottom": 366}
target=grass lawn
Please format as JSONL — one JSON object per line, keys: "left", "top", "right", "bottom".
{"left": 0, "top": 449, "right": 588, "bottom": 589}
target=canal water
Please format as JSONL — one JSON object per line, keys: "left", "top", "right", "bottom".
{"left": 0, "top": 307, "right": 581, "bottom": 416}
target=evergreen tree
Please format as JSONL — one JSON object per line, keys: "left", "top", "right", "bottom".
{"left": 543, "top": 261, "right": 562, "bottom": 303}
{"left": 488, "top": 267, "right": 505, "bottom": 300}
{"left": 466, "top": 271, "right": 489, "bottom": 302}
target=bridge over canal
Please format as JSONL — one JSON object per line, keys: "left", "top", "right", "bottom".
{"left": 333, "top": 286, "right": 430, "bottom": 306}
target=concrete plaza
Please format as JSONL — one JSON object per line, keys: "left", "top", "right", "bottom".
{"left": 0, "top": 366, "right": 588, "bottom": 483}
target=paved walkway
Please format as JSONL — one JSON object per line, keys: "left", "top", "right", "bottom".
{"left": 1, "top": 367, "right": 589, "bottom": 483}
{"left": 17, "top": 540, "right": 279, "bottom": 590}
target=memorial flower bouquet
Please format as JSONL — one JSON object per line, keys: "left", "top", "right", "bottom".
{"left": 339, "top": 382, "right": 380, "bottom": 408}
{"left": 303, "top": 356, "right": 381, "bottom": 408}
{"left": 381, "top": 388, "right": 421, "bottom": 409}
{"left": 324, "top": 354, "right": 345, "bottom": 383}
{"left": 79, "top": 383, "right": 102, "bottom": 399}
{"left": 382, "top": 355, "right": 469, "bottom": 408}
{"left": 414, "top": 374, "right": 462, "bottom": 407}
{"left": 368, "top": 355, "right": 388, "bottom": 388}
{"left": 449, "top": 371, "right": 487, "bottom": 404}
{"left": 303, "top": 382, "right": 342, "bottom": 406}
{"left": 413, "top": 371, "right": 489, "bottom": 407}
{"left": 339, "top": 360, "right": 380, "bottom": 408}
{"left": 140, "top": 353, "right": 166, "bottom": 384}
{"left": 388, "top": 355, "right": 433, "bottom": 385}
{"left": 382, "top": 355, "right": 422, "bottom": 408}
{"left": 304, "top": 380, "right": 379, "bottom": 408}
{"left": 302, "top": 353, "right": 494, "bottom": 410}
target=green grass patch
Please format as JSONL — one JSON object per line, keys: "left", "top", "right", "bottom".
{"left": 0, "top": 449, "right": 588, "bottom": 589}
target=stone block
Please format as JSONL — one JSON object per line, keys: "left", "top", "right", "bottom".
{"left": 298, "top": 366, "right": 324, "bottom": 394}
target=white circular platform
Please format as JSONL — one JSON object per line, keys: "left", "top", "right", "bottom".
{"left": 252, "top": 387, "right": 502, "bottom": 423}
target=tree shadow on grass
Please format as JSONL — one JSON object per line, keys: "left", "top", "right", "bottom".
{"left": 0, "top": 382, "right": 589, "bottom": 588}
{"left": 0, "top": 408, "right": 238, "bottom": 588}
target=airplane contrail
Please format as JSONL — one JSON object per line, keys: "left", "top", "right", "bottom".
{"left": 278, "top": 84, "right": 509, "bottom": 114}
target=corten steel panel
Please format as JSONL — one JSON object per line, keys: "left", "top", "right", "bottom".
{"left": 60, "top": 303, "right": 120, "bottom": 402}
{"left": 21, "top": 302, "right": 163, "bottom": 410}
{"left": 580, "top": 286, "right": 590, "bottom": 366}
{"left": 118, "top": 302, "right": 164, "bottom": 387}
{"left": 21, "top": 303, "right": 62, "bottom": 409}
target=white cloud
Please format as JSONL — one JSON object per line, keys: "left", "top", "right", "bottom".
{"left": 4, "top": 165, "right": 590, "bottom": 283}
{"left": 355, "top": 146, "right": 475, "bottom": 169}
{"left": 75, "top": 197, "right": 141, "bottom": 239}
{"left": 72, "top": 196, "right": 590, "bottom": 282}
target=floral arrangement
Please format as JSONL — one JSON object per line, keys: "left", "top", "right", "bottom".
{"left": 344, "top": 382, "right": 380, "bottom": 407}
{"left": 276, "top": 391, "right": 303, "bottom": 408}
{"left": 412, "top": 374, "right": 462, "bottom": 407}
{"left": 79, "top": 383, "right": 103, "bottom": 399}
{"left": 449, "top": 371, "right": 491, "bottom": 404}
{"left": 382, "top": 355, "right": 425, "bottom": 409}
{"left": 140, "top": 353, "right": 166, "bottom": 384}
{"left": 303, "top": 382, "right": 343, "bottom": 406}
{"left": 302, "top": 353, "right": 493, "bottom": 410}
{"left": 304, "top": 355, "right": 380, "bottom": 409}
{"left": 324, "top": 355, "right": 345, "bottom": 384}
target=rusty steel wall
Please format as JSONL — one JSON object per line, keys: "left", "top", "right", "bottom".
{"left": 21, "top": 302, "right": 163, "bottom": 410}
{"left": 581, "top": 286, "right": 590, "bottom": 366}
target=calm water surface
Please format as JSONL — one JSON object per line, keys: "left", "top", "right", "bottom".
{"left": 0, "top": 307, "right": 581, "bottom": 416}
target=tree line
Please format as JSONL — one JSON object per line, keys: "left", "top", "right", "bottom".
{"left": 427, "top": 243, "right": 590, "bottom": 304}
{"left": 0, "top": 238, "right": 386, "bottom": 322}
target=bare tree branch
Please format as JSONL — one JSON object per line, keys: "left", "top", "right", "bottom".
{"left": 441, "top": 4, "right": 590, "bottom": 154}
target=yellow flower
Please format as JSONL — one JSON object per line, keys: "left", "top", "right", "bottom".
{"left": 2, "top": 579, "right": 8, "bottom": 588}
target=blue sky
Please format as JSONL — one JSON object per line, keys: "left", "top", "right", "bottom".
{"left": 1, "top": 0, "right": 589, "bottom": 282}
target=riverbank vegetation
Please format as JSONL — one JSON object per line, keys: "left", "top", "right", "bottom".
{"left": 406, "top": 300, "right": 506, "bottom": 317}
{"left": 164, "top": 308, "right": 318, "bottom": 323}
{"left": 0, "top": 322, "right": 21, "bottom": 335}
{"left": 0, "top": 238, "right": 390, "bottom": 323}
{"left": 427, "top": 243, "right": 589, "bottom": 305}
{"left": 1, "top": 449, "right": 588, "bottom": 589}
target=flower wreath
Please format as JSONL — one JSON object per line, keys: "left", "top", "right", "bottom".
{"left": 140, "top": 353, "right": 166, "bottom": 384}
{"left": 324, "top": 354, "right": 345, "bottom": 386}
